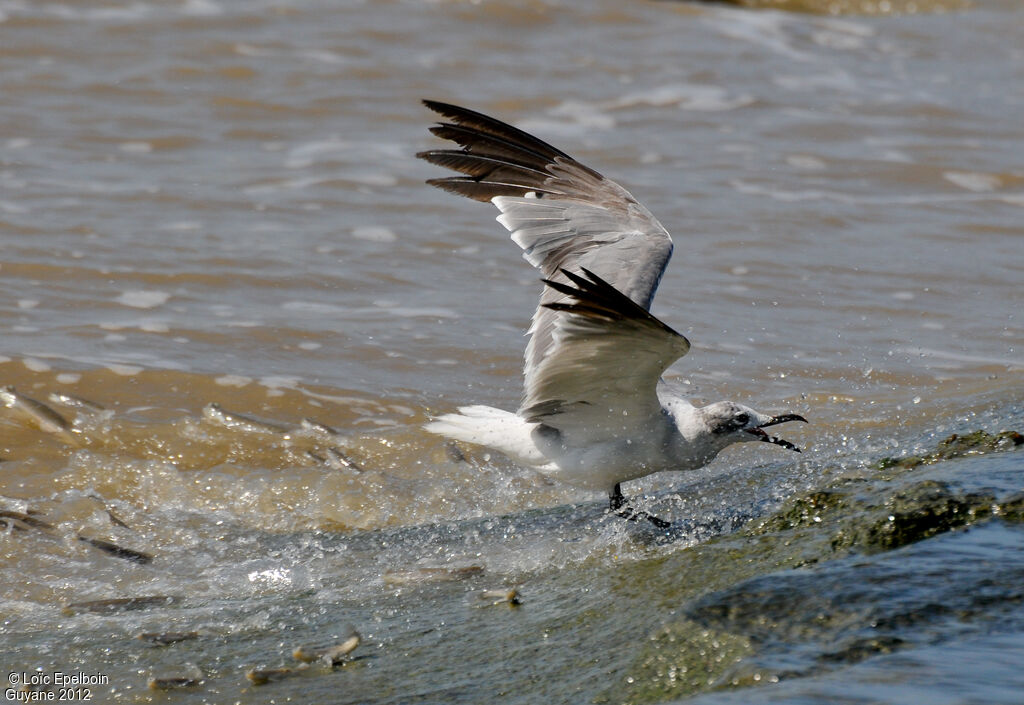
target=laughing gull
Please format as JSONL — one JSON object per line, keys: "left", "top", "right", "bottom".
{"left": 418, "top": 100, "right": 806, "bottom": 527}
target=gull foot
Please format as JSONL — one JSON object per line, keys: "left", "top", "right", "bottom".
{"left": 609, "top": 483, "right": 671, "bottom": 528}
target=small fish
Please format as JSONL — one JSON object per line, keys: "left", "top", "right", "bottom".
{"left": 246, "top": 665, "right": 307, "bottom": 686}
{"left": 0, "top": 510, "right": 55, "bottom": 532}
{"left": 202, "top": 402, "right": 290, "bottom": 435}
{"left": 0, "top": 386, "right": 71, "bottom": 434}
{"left": 298, "top": 418, "right": 341, "bottom": 438}
{"left": 137, "top": 631, "right": 199, "bottom": 646}
{"left": 62, "top": 595, "right": 180, "bottom": 615}
{"left": 77, "top": 535, "right": 153, "bottom": 565}
{"left": 47, "top": 392, "right": 106, "bottom": 413}
{"left": 147, "top": 664, "right": 203, "bottom": 690}
{"left": 292, "top": 632, "right": 361, "bottom": 665}
{"left": 479, "top": 588, "right": 521, "bottom": 606}
{"left": 444, "top": 441, "right": 467, "bottom": 464}
{"left": 147, "top": 675, "right": 201, "bottom": 690}
{"left": 323, "top": 447, "right": 363, "bottom": 472}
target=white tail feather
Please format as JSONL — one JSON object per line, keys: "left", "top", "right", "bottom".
{"left": 424, "top": 405, "right": 549, "bottom": 468}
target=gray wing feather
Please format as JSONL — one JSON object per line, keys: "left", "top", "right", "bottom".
{"left": 522, "top": 268, "right": 690, "bottom": 436}
{"left": 419, "top": 101, "right": 675, "bottom": 415}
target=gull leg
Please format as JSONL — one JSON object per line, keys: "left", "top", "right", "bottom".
{"left": 608, "top": 483, "right": 670, "bottom": 529}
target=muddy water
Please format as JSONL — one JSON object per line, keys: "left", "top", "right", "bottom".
{"left": 1, "top": 0, "right": 1022, "bottom": 703}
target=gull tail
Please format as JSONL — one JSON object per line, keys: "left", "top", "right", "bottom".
{"left": 424, "top": 405, "right": 548, "bottom": 468}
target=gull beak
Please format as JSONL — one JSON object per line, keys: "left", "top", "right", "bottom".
{"left": 744, "top": 413, "right": 808, "bottom": 452}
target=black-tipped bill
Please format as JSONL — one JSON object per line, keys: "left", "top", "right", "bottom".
{"left": 743, "top": 414, "right": 807, "bottom": 452}
{"left": 760, "top": 413, "right": 808, "bottom": 428}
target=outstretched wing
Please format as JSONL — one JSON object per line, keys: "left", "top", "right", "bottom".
{"left": 418, "top": 100, "right": 676, "bottom": 409}
{"left": 522, "top": 268, "right": 690, "bottom": 438}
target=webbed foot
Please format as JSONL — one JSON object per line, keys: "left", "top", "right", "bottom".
{"left": 609, "top": 483, "right": 671, "bottom": 529}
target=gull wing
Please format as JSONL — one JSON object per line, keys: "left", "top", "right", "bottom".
{"left": 522, "top": 268, "right": 691, "bottom": 437}
{"left": 418, "top": 101, "right": 676, "bottom": 407}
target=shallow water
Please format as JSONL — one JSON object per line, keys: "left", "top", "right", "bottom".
{"left": 1, "top": 0, "right": 1022, "bottom": 703}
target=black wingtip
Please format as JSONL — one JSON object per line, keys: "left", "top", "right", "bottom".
{"left": 422, "top": 99, "right": 461, "bottom": 119}
{"left": 421, "top": 99, "right": 572, "bottom": 161}
{"left": 540, "top": 268, "right": 690, "bottom": 347}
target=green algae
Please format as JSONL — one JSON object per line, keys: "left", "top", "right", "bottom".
{"left": 754, "top": 429, "right": 1022, "bottom": 554}
{"left": 753, "top": 489, "right": 848, "bottom": 534}
{"left": 615, "top": 620, "right": 753, "bottom": 704}
{"left": 997, "top": 492, "right": 1024, "bottom": 523}
{"left": 829, "top": 480, "right": 995, "bottom": 553}
{"left": 876, "top": 430, "right": 1024, "bottom": 472}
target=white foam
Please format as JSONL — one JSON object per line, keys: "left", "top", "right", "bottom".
{"left": 301, "top": 49, "right": 347, "bottom": 65}
{"left": 23, "top": 357, "right": 51, "bottom": 372}
{"left": 215, "top": 375, "right": 252, "bottom": 388}
{"left": 119, "top": 141, "right": 153, "bottom": 154}
{"left": 285, "top": 138, "right": 350, "bottom": 168}
{"left": 107, "top": 363, "right": 143, "bottom": 376}
{"left": 351, "top": 225, "right": 397, "bottom": 243}
{"left": 139, "top": 320, "right": 170, "bottom": 333}
{"left": 260, "top": 375, "right": 301, "bottom": 391}
{"left": 116, "top": 290, "right": 170, "bottom": 309}
{"left": 943, "top": 171, "right": 1001, "bottom": 193}
{"left": 281, "top": 301, "right": 349, "bottom": 315}
{"left": 612, "top": 84, "right": 755, "bottom": 113}
{"left": 159, "top": 221, "right": 203, "bottom": 231}
{"left": 786, "top": 155, "right": 827, "bottom": 171}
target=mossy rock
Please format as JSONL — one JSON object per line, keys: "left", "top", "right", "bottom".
{"left": 830, "top": 480, "right": 995, "bottom": 553}
{"left": 750, "top": 489, "right": 848, "bottom": 535}
{"left": 997, "top": 493, "right": 1024, "bottom": 523}
{"left": 614, "top": 426, "right": 1020, "bottom": 705}
{"left": 819, "top": 635, "right": 907, "bottom": 664}
{"left": 611, "top": 619, "right": 753, "bottom": 704}
{"left": 875, "top": 430, "right": 1023, "bottom": 472}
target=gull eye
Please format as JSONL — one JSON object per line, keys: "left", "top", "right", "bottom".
{"left": 735, "top": 413, "right": 750, "bottom": 426}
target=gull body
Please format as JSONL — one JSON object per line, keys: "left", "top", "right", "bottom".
{"left": 418, "top": 101, "right": 806, "bottom": 525}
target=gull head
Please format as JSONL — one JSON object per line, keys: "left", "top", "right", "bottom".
{"left": 700, "top": 401, "right": 808, "bottom": 453}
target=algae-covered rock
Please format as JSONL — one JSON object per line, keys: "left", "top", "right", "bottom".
{"left": 819, "top": 635, "right": 907, "bottom": 664}
{"left": 997, "top": 493, "right": 1024, "bottom": 523}
{"left": 876, "top": 430, "right": 1023, "bottom": 472}
{"left": 615, "top": 619, "right": 753, "bottom": 704}
{"left": 751, "top": 489, "right": 848, "bottom": 535}
{"left": 613, "top": 430, "right": 1020, "bottom": 704}
{"left": 830, "top": 480, "right": 995, "bottom": 553}
{"left": 750, "top": 429, "right": 1021, "bottom": 556}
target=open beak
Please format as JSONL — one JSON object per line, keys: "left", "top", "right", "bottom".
{"left": 743, "top": 413, "right": 808, "bottom": 452}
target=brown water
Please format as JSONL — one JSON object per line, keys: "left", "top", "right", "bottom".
{"left": 1, "top": 1, "right": 1022, "bottom": 703}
